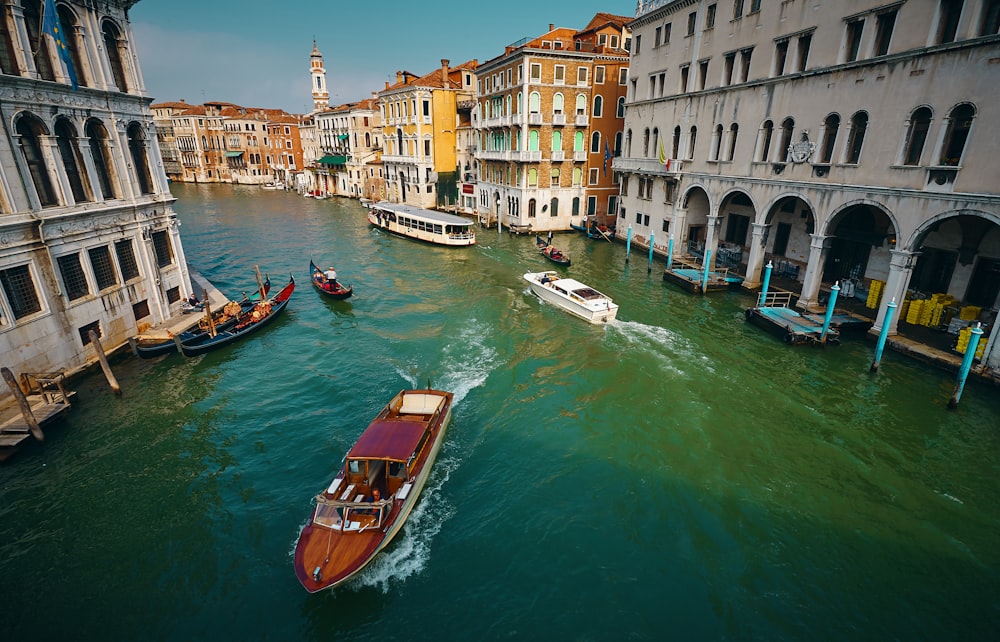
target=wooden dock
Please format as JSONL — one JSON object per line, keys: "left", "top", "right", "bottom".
{"left": 663, "top": 257, "right": 744, "bottom": 294}
{"left": 743, "top": 291, "right": 870, "bottom": 345}
{"left": 0, "top": 370, "right": 75, "bottom": 461}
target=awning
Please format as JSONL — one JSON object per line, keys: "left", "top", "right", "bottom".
{"left": 317, "top": 154, "right": 348, "bottom": 165}
{"left": 337, "top": 134, "right": 349, "bottom": 140}
{"left": 224, "top": 150, "right": 244, "bottom": 157}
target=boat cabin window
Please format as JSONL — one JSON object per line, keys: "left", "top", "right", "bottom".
{"left": 349, "top": 460, "right": 361, "bottom": 474}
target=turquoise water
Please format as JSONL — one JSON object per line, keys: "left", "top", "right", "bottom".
{"left": 1, "top": 183, "right": 998, "bottom": 640}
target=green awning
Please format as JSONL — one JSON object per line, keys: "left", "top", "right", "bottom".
{"left": 224, "top": 150, "right": 244, "bottom": 157}
{"left": 317, "top": 155, "right": 348, "bottom": 165}
{"left": 337, "top": 134, "right": 349, "bottom": 140}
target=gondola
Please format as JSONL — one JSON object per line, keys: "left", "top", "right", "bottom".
{"left": 309, "top": 260, "right": 353, "bottom": 299}
{"left": 177, "top": 276, "right": 295, "bottom": 357}
{"left": 536, "top": 235, "right": 571, "bottom": 266}
{"left": 130, "top": 278, "right": 271, "bottom": 358}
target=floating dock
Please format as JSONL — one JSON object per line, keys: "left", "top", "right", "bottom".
{"left": 0, "top": 371, "right": 75, "bottom": 461}
{"left": 663, "top": 257, "right": 743, "bottom": 294}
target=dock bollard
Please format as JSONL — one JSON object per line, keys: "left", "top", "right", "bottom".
{"left": 869, "top": 298, "right": 896, "bottom": 373}
{"left": 648, "top": 232, "right": 655, "bottom": 273}
{"left": 666, "top": 235, "right": 674, "bottom": 270}
{"left": 625, "top": 225, "right": 632, "bottom": 263}
{"left": 820, "top": 282, "right": 840, "bottom": 343}
{"left": 89, "top": 330, "right": 121, "bottom": 395}
{"left": 759, "top": 261, "right": 773, "bottom": 307}
{"left": 948, "top": 322, "right": 983, "bottom": 409}
{"left": 701, "top": 249, "right": 712, "bottom": 293}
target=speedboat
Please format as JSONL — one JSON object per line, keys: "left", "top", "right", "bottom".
{"left": 523, "top": 271, "right": 618, "bottom": 324}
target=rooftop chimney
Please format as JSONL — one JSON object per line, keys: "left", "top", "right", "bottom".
{"left": 396, "top": 70, "right": 403, "bottom": 83}
{"left": 549, "top": 23, "right": 554, "bottom": 31}
{"left": 441, "top": 59, "right": 450, "bottom": 86}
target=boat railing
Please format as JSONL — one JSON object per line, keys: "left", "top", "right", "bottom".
{"left": 759, "top": 291, "right": 794, "bottom": 308}
{"left": 314, "top": 494, "right": 392, "bottom": 531}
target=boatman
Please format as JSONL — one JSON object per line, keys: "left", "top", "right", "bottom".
{"left": 324, "top": 266, "right": 337, "bottom": 284}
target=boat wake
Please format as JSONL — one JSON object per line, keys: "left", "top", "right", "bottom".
{"left": 605, "top": 320, "right": 713, "bottom": 376}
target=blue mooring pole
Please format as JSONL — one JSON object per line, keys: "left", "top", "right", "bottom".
{"left": 759, "top": 261, "right": 773, "bottom": 307}
{"left": 666, "top": 235, "right": 674, "bottom": 270}
{"left": 648, "top": 231, "right": 655, "bottom": 273}
{"left": 948, "top": 322, "right": 984, "bottom": 409}
{"left": 625, "top": 225, "right": 632, "bottom": 263}
{"left": 869, "top": 298, "right": 897, "bottom": 373}
{"left": 701, "top": 249, "right": 712, "bottom": 293}
{"left": 820, "top": 282, "right": 840, "bottom": 343}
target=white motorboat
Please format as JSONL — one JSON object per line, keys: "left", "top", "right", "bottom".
{"left": 523, "top": 271, "right": 619, "bottom": 324}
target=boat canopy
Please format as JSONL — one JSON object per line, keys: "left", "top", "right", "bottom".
{"left": 349, "top": 419, "right": 427, "bottom": 462}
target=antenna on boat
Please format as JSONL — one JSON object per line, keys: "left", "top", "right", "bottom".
{"left": 426, "top": 377, "right": 432, "bottom": 391}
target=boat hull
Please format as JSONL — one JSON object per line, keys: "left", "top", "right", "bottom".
{"left": 294, "top": 389, "right": 453, "bottom": 592}
{"left": 309, "top": 260, "right": 353, "bottom": 299}
{"left": 366, "top": 202, "right": 476, "bottom": 247}
{"left": 524, "top": 272, "right": 618, "bottom": 324}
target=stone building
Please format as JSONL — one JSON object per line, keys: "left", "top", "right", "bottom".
{"left": 313, "top": 97, "right": 383, "bottom": 199}
{"left": 473, "top": 15, "right": 632, "bottom": 231}
{"left": 619, "top": 0, "right": 1000, "bottom": 372}
{"left": 0, "top": 0, "right": 193, "bottom": 388}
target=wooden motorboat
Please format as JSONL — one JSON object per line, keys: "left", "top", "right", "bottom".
{"left": 177, "top": 276, "right": 295, "bottom": 357}
{"left": 536, "top": 235, "right": 571, "bottom": 266}
{"left": 130, "top": 278, "right": 271, "bottom": 358}
{"left": 309, "top": 260, "right": 353, "bottom": 300}
{"left": 523, "top": 271, "right": 619, "bottom": 324}
{"left": 294, "top": 388, "right": 454, "bottom": 592}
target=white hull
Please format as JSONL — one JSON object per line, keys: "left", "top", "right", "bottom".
{"left": 524, "top": 272, "right": 619, "bottom": 324}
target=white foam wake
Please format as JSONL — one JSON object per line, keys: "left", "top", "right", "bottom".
{"left": 606, "top": 319, "right": 713, "bottom": 376}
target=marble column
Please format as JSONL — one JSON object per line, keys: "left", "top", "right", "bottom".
{"left": 873, "top": 249, "right": 917, "bottom": 334}
{"left": 796, "top": 234, "right": 830, "bottom": 311}
{"left": 743, "top": 222, "right": 770, "bottom": 288}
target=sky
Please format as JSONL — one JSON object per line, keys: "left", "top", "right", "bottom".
{"left": 130, "top": 0, "right": 636, "bottom": 114}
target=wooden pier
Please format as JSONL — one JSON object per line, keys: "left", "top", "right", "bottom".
{"left": 744, "top": 291, "right": 870, "bottom": 345}
{"left": 663, "top": 256, "right": 744, "bottom": 294}
{"left": 0, "top": 370, "right": 75, "bottom": 461}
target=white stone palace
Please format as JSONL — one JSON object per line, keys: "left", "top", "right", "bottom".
{"left": 618, "top": 0, "right": 1000, "bottom": 373}
{"left": 0, "top": 0, "right": 191, "bottom": 389}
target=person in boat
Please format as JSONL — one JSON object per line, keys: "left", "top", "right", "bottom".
{"left": 365, "top": 488, "right": 382, "bottom": 515}
{"left": 324, "top": 266, "right": 340, "bottom": 291}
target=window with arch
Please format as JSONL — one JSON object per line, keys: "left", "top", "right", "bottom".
{"left": 643, "top": 128, "right": 650, "bottom": 157}
{"left": 687, "top": 126, "right": 698, "bottom": 160}
{"left": 58, "top": 3, "right": 87, "bottom": 87}
{"left": 553, "top": 93, "right": 564, "bottom": 115}
{"left": 819, "top": 114, "right": 840, "bottom": 163}
{"left": 939, "top": 103, "right": 975, "bottom": 166}
{"left": 727, "top": 123, "right": 739, "bottom": 161}
{"left": 617, "top": 97, "right": 626, "bottom": 118}
{"left": 711, "top": 124, "right": 724, "bottom": 160}
{"left": 0, "top": 6, "right": 18, "bottom": 75}
{"left": 528, "top": 168, "right": 538, "bottom": 187}
{"left": 517, "top": 93, "right": 523, "bottom": 114}
{"left": 625, "top": 129, "right": 632, "bottom": 156}
{"left": 23, "top": 1, "right": 55, "bottom": 81}
{"left": 575, "top": 94, "right": 587, "bottom": 115}
{"left": 777, "top": 118, "right": 795, "bottom": 162}
{"left": 16, "top": 113, "right": 57, "bottom": 206}
{"left": 652, "top": 128, "right": 659, "bottom": 158}
{"left": 528, "top": 197, "right": 537, "bottom": 216}
{"left": 127, "top": 123, "right": 154, "bottom": 195}
{"left": 528, "top": 130, "right": 540, "bottom": 151}
{"left": 591, "top": 131, "right": 601, "bottom": 153}
{"left": 845, "top": 111, "right": 868, "bottom": 164}
{"left": 102, "top": 19, "right": 129, "bottom": 92}
{"left": 757, "top": 120, "right": 774, "bottom": 161}
{"left": 902, "top": 107, "right": 931, "bottom": 166}
{"left": 54, "top": 118, "right": 91, "bottom": 203}
{"left": 672, "top": 126, "right": 681, "bottom": 158}
{"left": 614, "top": 131, "right": 622, "bottom": 155}
{"left": 552, "top": 130, "right": 562, "bottom": 151}
{"left": 572, "top": 167, "right": 583, "bottom": 186}
{"left": 551, "top": 167, "right": 560, "bottom": 186}
{"left": 574, "top": 131, "right": 585, "bottom": 152}
{"left": 86, "top": 119, "right": 119, "bottom": 199}
{"left": 550, "top": 198, "right": 559, "bottom": 217}
{"left": 593, "top": 95, "right": 603, "bottom": 117}
{"left": 529, "top": 91, "right": 541, "bottom": 113}
{"left": 572, "top": 197, "right": 580, "bottom": 215}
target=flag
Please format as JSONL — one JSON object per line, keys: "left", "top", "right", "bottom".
{"left": 42, "top": 0, "right": 78, "bottom": 90}
{"left": 603, "top": 141, "right": 611, "bottom": 176}
{"left": 657, "top": 138, "right": 667, "bottom": 168}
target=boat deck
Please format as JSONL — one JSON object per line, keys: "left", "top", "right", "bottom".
{"left": 663, "top": 267, "right": 743, "bottom": 293}
{"left": 746, "top": 306, "right": 844, "bottom": 345}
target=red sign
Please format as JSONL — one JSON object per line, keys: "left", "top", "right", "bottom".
{"left": 462, "top": 184, "right": 474, "bottom": 194}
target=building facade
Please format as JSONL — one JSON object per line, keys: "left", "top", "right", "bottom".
{"left": 619, "top": 0, "right": 1000, "bottom": 372}
{"left": 474, "top": 16, "right": 631, "bottom": 232}
{"left": 0, "top": 0, "right": 194, "bottom": 387}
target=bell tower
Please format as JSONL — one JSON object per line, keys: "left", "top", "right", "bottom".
{"left": 310, "top": 40, "right": 329, "bottom": 112}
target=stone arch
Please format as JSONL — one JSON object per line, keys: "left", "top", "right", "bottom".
{"left": 821, "top": 199, "right": 898, "bottom": 284}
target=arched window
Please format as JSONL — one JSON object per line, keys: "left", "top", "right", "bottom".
{"left": 672, "top": 126, "right": 681, "bottom": 158}
{"left": 687, "top": 126, "right": 698, "bottom": 160}
{"left": 939, "top": 103, "right": 975, "bottom": 166}
{"left": 617, "top": 97, "right": 626, "bottom": 118}
{"left": 902, "top": 107, "right": 931, "bottom": 166}
{"left": 127, "top": 122, "right": 154, "bottom": 194}
{"left": 528, "top": 129, "right": 539, "bottom": 151}
{"left": 17, "top": 113, "right": 57, "bottom": 206}
{"left": 711, "top": 124, "right": 724, "bottom": 160}
{"left": 23, "top": 1, "right": 55, "bottom": 81}
{"left": 575, "top": 94, "right": 587, "bottom": 115}
{"left": 102, "top": 20, "right": 129, "bottom": 92}
{"left": 625, "top": 129, "right": 632, "bottom": 156}
{"left": 529, "top": 91, "right": 540, "bottom": 113}
{"left": 819, "top": 114, "right": 840, "bottom": 163}
{"left": 396, "top": 129, "right": 403, "bottom": 154}
{"left": 86, "top": 119, "right": 119, "bottom": 199}
{"left": 727, "top": 123, "right": 739, "bottom": 161}
{"left": 652, "top": 128, "right": 659, "bottom": 159}
{"left": 550, "top": 197, "right": 559, "bottom": 217}
{"left": 757, "top": 120, "right": 774, "bottom": 161}
{"left": 643, "top": 128, "right": 650, "bottom": 157}
{"left": 528, "top": 198, "right": 537, "bottom": 216}
{"left": 572, "top": 167, "right": 583, "bottom": 186}
{"left": 54, "top": 118, "right": 91, "bottom": 203}
{"left": 551, "top": 167, "right": 560, "bottom": 185}
{"left": 516, "top": 92, "right": 523, "bottom": 114}
{"left": 528, "top": 168, "right": 538, "bottom": 187}
{"left": 572, "top": 197, "right": 580, "bottom": 215}
{"left": 614, "top": 131, "right": 622, "bottom": 156}
{"left": 574, "top": 131, "right": 585, "bottom": 152}
{"left": 778, "top": 118, "right": 795, "bottom": 162}
{"left": 0, "top": 4, "right": 18, "bottom": 75}
{"left": 553, "top": 93, "right": 564, "bottom": 115}
{"left": 593, "top": 95, "right": 603, "bottom": 117}
{"left": 552, "top": 130, "right": 562, "bottom": 151}
{"left": 58, "top": 3, "right": 87, "bottom": 87}
{"left": 846, "top": 111, "right": 868, "bottom": 164}
{"left": 591, "top": 131, "right": 601, "bottom": 153}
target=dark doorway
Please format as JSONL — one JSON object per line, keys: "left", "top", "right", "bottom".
{"left": 823, "top": 238, "right": 871, "bottom": 282}
{"left": 772, "top": 222, "right": 791, "bottom": 256}
{"left": 910, "top": 247, "right": 957, "bottom": 294}
{"left": 965, "top": 257, "right": 1000, "bottom": 306}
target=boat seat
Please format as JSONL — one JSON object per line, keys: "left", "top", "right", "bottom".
{"left": 354, "top": 494, "right": 365, "bottom": 503}
{"left": 338, "top": 483, "right": 356, "bottom": 501}
{"left": 326, "top": 477, "right": 343, "bottom": 495}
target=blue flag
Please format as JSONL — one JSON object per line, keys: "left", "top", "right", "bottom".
{"left": 42, "top": 0, "right": 78, "bottom": 90}
{"left": 603, "top": 141, "right": 611, "bottom": 176}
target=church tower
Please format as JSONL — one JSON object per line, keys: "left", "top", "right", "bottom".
{"left": 310, "top": 40, "right": 329, "bottom": 111}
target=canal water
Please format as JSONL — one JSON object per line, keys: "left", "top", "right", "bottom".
{"left": 2, "top": 183, "right": 998, "bottom": 640}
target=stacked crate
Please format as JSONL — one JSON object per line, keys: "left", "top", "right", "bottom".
{"left": 866, "top": 279, "right": 885, "bottom": 309}
{"left": 959, "top": 305, "right": 982, "bottom": 321}
{"left": 956, "top": 325, "right": 987, "bottom": 358}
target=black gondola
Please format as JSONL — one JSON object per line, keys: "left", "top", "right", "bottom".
{"left": 536, "top": 235, "right": 571, "bottom": 266}
{"left": 309, "top": 260, "right": 353, "bottom": 299}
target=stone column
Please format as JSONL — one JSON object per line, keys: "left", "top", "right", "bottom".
{"left": 704, "top": 212, "right": 722, "bottom": 269}
{"left": 873, "top": 249, "right": 917, "bottom": 334}
{"left": 77, "top": 137, "right": 104, "bottom": 201}
{"left": 743, "top": 222, "right": 770, "bottom": 288}
{"left": 39, "top": 135, "right": 72, "bottom": 207}
{"left": 796, "top": 234, "right": 830, "bottom": 311}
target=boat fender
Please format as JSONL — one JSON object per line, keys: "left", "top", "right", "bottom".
{"left": 744, "top": 309, "right": 753, "bottom": 321}
{"left": 312, "top": 566, "right": 323, "bottom": 581}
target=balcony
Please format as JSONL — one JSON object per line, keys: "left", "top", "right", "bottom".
{"left": 551, "top": 150, "right": 565, "bottom": 161}
{"left": 528, "top": 112, "right": 542, "bottom": 125}
{"left": 611, "top": 157, "right": 684, "bottom": 175}
{"left": 552, "top": 113, "right": 566, "bottom": 126}
{"left": 479, "top": 150, "right": 511, "bottom": 161}
{"left": 512, "top": 150, "right": 542, "bottom": 162}
{"left": 573, "top": 150, "right": 587, "bottom": 162}
{"left": 575, "top": 114, "right": 589, "bottom": 127}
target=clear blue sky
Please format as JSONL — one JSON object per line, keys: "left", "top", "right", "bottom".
{"left": 131, "top": 0, "right": 635, "bottom": 114}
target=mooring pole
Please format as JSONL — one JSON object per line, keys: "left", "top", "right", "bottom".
{"left": 666, "top": 234, "right": 674, "bottom": 270}
{"left": 759, "top": 261, "right": 773, "bottom": 307}
{"left": 869, "top": 298, "right": 896, "bottom": 373}
{"left": 701, "top": 249, "right": 712, "bottom": 293}
{"left": 648, "top": 231, "right": 655, "bottom": 273}
{"left": 820, "top": 282, "right": 840, "bottom": 343}
{"left": 625, "top": 225, "right": 632, "bottom": 263}
{"left": 948, "top": 322, "right": 984, "bottom": 409}
{"left": 88, "top": 330, "right": 121, "bottom": 395}
{"left": 1, "top": 367, "right": 43, "bottom": 441}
